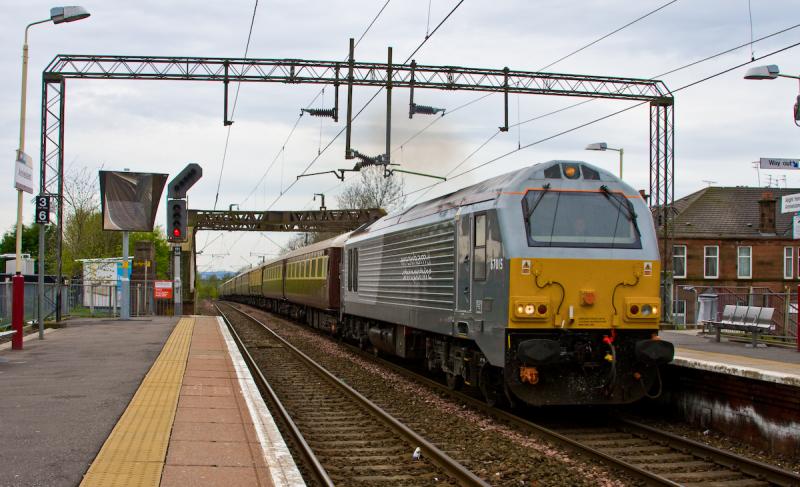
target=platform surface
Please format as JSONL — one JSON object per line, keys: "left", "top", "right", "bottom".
{"left": 80, "top": 315, "right": 304, "bottom": 487}
{"left": 662, "top": 330, "right": 800, "bottom": 387}
{"left": 0, "top": 316, "right": 177, "bottom": 487}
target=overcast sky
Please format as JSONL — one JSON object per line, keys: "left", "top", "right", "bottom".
{"left": 3, "top": 1, "right": 799, "bottom": 273}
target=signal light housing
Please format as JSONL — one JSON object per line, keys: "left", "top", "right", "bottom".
{"left": 167, "top": 199, "right": 187, "bottom": 243}
{"left": 167, "top": 163, "right": 203, "bottom": 199}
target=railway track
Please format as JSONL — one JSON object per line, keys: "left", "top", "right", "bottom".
{"left": 330, "top": 326, "right": 800, "bottom": 487}
{"left": 220, "top": 302, "right": 800, "bottom": 487}
{"left": 216, "top": 303, "right": 488, "bottom": 487}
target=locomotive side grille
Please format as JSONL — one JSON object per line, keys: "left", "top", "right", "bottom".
{"left": 355, "top": 221, "right": 456, "bottom": 310}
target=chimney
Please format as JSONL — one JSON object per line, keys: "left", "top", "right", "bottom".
{"left": 758, "top": 191, "right": 776, "bottom": 234}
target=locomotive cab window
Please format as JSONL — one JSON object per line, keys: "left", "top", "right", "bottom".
{"left": 473, "top": 214, "right": 487, "bottom": 280}
{"left": 522, "top": 190, "right": 641, "bottom": 249}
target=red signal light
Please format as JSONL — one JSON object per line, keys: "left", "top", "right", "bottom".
{"left": 173, "top": 228, "right": 181, "bottom": 238}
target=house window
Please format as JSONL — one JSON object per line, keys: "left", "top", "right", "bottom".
{"left": 673, "top": 245, "right": 687, "bottom": 279}
{"left": 737, "top": 246, "right": 752, "bottom": 279}
{"left": 786, "top": 248, "right": 794, "bottom": 279}
{"left": 704, "top": 246, "right": 719, "bottom": 279}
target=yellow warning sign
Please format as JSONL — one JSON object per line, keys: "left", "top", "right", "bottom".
{"left": 521, "top": 260, "right": 531, "bottom": 275}
{"left": 643, "top": 262, "right": 652, "bottom": 276}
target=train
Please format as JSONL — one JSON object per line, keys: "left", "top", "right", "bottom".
{"left": 219, "top": 160, "right": 674, "bottom": 407}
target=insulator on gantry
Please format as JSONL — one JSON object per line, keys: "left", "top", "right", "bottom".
{"left": 410, "top": 103, "right": 445, "bottom": 116}
{"left": 300, "top": 107, "right": 337, "bottom": 118}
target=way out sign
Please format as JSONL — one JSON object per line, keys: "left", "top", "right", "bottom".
{"left": 154, "top": 280, "right": 173, "bottom": 299}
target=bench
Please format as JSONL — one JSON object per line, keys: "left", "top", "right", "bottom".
{"left": 703, "top": 304, "right": 775, "bottom": 348}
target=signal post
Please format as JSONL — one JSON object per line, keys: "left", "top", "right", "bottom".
{"left": 166, "top": 163, "right": 202, "bottom": 316}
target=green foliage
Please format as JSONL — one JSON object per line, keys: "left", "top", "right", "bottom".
{"left": 0, "top": 223, "right": 57, "bottom": 271}
{"left": 196, "top": 272, "right": 233, "bottom": 301}
{"left": 1, "top": 223, "right": 44, "bottom": 256}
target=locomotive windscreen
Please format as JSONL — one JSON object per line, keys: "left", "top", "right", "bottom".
{"left": 522, "top": 190, "right": 641, "bottom": 248}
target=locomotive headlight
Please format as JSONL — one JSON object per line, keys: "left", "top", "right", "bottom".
{"left": 512, "top": 298, "right": 550, "bottom": 321}
{"left": 624, "top": 298, "right": 660, "bottom": 321}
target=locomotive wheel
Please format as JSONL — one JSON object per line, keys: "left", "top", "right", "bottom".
{"left": 445, "top": 372, "right": 463, "bottom": 391}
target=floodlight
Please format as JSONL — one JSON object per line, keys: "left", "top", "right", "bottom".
{"left": 743, "top": 65, "right": 780, "bottom": 80}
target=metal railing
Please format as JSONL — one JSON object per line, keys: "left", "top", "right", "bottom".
{"left": 0, "top": 281, "right": 58, "bottom": 330}
{"left": 63, "top": 279, "right": 174, "bottom": 319}
{"left": 674, "top": 285, "right": 798, "bottom": 344}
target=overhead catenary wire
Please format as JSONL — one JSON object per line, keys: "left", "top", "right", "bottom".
{"left": 404, "top": 22, "right": 800, "bottom": 207}
{"left": 236, "top": 0, "right": 393, "bottom": 211}
{"left": 392, "top": 38, "right": 800, "bottom": 207}
{"left": 400, "top": 0, "right": 681, "bottom": 206}
{"left": 264, "top": 0, "right": 466, "bottom": 212}
{"left": 212, "top": 0, "right": 260, "bottom": 212}
{"left": 201, "top": 0, "right": 260, "bottom": 255}
{"left": 205, "top": 0, "right": 396, "bottom": 262}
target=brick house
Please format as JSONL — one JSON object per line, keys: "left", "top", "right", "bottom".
{"left": 666, "top": 187, "right": 798, "bottom": 327}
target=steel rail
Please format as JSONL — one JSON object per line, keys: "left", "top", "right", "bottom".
{"left": 616, "top": 418, "right": 800, "bottom": 487}
{"left": 215, "top": 304, "right": 334, "bottom": 487}
{"left": 340, "top": 337, "right": 800, "bottom": 487}
{"left": 218, "top": 302, "right": 489, "bottom": 487}
{"left": 335, "top": 341, "right": 682, "bottom": 487}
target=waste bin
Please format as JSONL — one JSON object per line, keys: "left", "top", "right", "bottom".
{"left": 697, "top": 292, "right": 718, "bottom": 324}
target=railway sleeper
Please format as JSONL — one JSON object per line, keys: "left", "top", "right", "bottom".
{"left": 666, "top": 470, "right": 749, "bottom": 482}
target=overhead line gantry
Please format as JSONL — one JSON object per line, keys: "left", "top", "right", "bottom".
{"left": 39, "top": 40, "right": 675, "bottom": 320}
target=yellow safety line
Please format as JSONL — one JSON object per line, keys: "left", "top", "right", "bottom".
{"left": 80, "top": 317, "right": 195, "bottom": 487}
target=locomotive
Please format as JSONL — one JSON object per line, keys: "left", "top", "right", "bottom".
{"left": 219, "top": 160, "right": 674, "bottom": 406}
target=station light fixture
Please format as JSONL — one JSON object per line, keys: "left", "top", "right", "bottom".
{"left": 743, "top": 65, "right": 800, "bottom": 127}
{"left": 585, "top": 142, "right": 624, "bottom": 179}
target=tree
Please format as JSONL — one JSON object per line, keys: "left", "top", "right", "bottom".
{"left": 280, "top": 167, "right": 405, "bottom": 254}
{"left": 282, "top": 231, "right": 338, "bottom": 253}
{"left": 336, "top": 166, "right": 406, "bottom": 213}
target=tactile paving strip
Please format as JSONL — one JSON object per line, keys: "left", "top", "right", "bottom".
{"left": 80, "top": 317, "right": 195, "bottom": 487}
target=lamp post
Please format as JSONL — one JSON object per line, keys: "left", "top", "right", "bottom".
{"left": 14, "top": 6, "right": 90, "bottom": 350}
{"left": 585, "top": 142, "right": 624, "bottom": 179}
{"left": 744, "top": 64, "right": 800, "bottom": 127}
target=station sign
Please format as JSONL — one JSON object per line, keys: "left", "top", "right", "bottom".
{"left": 759, "top": 157, "right": 800, "bottom": 170}
{"left": 14, "top": 151, "right": 34, "bottom": 194}
{"left": 781, "top": 193, "right": 800, "bottom": 214}
{"left": 154, "top": 280, "right": 173, "bottom": 299}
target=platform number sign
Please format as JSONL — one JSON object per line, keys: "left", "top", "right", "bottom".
{"left": 35, "top": 196, "right": 50, "bottom": 224}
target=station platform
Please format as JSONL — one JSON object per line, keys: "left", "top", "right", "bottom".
{"left": 662, "top": 329, "right": 800, "bottom": 387}
{"left": 0, "top": 315, "right": 304, "bottom": 487}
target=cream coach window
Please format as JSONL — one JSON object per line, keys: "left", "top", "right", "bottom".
{"left": 704, "top": 246, "right": 719, "bottom": 279}
{"left": 737, "top": 246, "right": 752, "bottom": 279}
{"left": 673, "top": 245, "right": 686, "bottom": 279}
